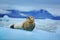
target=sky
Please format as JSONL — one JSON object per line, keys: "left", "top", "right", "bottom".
{"left": 0, "top": 0, "right": 60, "bottom": 16}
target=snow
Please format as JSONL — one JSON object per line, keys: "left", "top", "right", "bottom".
{"left": 0, "top": 17, "right": 60, "bottom": 40}
{"left": 0, "top": 27, "right": 60, "bottom": 40}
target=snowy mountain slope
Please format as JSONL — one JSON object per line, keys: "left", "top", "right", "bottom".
{"left": 0, "top": 9, "right": 60, "bottom": 20}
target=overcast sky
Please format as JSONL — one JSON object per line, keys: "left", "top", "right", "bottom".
{"left": 0, "top": 0, "right": 60, "bottom": 16}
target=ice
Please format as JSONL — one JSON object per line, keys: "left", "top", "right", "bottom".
{"left": 0, "top": 17, "right": 60, "bottom": 40}
{"left": 0, "top": 27, "right": 60, "bottom": 40}
{"left": 0, "top": 17, "right": 60, "bottom": 32}
{"left": 35, "top": 19, "right": 60, "bottom": 32}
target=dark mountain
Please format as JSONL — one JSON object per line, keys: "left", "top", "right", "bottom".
{"left": 0, "top": 9, "right": 60, "bottom": 20}
{"left": 52, "top": 16, "right": 60, "bottom": 20}
{"left": 20, "top": 9, "right": 54, "bottom": 19}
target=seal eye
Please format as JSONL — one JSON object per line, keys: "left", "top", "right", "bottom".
{"left": 28, "top": 17, "right": 30, "bottom": 19}
{"left": 27, "top": 16, "right": 33, "bottom": 19}
{"left": 26, "top": 16, "right": 30, "bottom": 19}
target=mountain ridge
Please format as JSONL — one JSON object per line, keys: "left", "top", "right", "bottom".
{"left": 0, "top": 9, "right": 60, "bottom": 20}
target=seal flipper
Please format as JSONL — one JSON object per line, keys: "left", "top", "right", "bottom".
{"left": 10, "top": 24, "right": 14, "bottom": 29}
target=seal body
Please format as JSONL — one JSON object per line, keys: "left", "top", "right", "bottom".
{"left": 10, "top": 16, "right": 35, "bottom": 31}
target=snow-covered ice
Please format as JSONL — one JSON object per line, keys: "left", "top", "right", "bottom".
{"left": 0, "top": 17, "right": 60, "bottom": 40}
